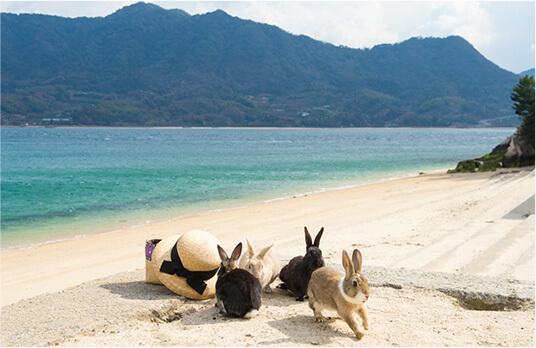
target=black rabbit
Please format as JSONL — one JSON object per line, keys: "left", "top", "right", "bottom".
{"left": 278, "top": 227, "right": 325, "bottom": 301}
{"left": 216, "top": 243, "right": 262, "bottom": 318}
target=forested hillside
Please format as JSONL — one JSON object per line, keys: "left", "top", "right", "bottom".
{"left": 1, "top": 2, "right": 521, "bottom": 127}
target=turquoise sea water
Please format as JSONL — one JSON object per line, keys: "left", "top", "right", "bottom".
{"left": 1, "top": 127, "right": 515, "bottom": 251}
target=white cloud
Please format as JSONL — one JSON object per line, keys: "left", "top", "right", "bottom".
{"left": 1, "top": 1, "right": 137, "bottom": 17}
{"left": 413, "top": 2, "right": 495, "bottom": 48}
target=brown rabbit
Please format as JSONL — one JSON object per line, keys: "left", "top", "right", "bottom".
{"left": 307, "top": 249, "right": 370, "bottom": 339}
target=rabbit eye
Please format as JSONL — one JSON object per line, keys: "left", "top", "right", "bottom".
{"left": 353, "top": 281, "right": 358, "bottom": 287}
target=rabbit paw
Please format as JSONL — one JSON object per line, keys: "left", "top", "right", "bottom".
{"left": 276, "top": 283, "right": 288, "bottom": 290}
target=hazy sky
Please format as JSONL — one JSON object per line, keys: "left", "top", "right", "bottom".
{"left": 2, "top": 1, "right": 534, "bottom": 73}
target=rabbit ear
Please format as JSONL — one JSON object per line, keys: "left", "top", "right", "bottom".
{"left": 259, "top": 244, "right": 274, "bottom": 259}
{"left": 352, "top": 249, "right": 363, "bottom": 273}
{"left": 342, "top": 250, "right": 354, "bottom": 278}
{"left": 304, "top": 227, "right": 313, "bottom": 248}
{"left": 246, "top": 238, "right": 256, "bottom": 257}
{"left": 313, "top": 227, "right": 324, "bottom": 247}
{"left": 217, "top": 245, "right": 228, "bottom": 261}
{"left": 230, "top": 242, "right": 243, "bottom": 261}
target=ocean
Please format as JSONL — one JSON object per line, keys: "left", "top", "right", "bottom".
{"left": 1, "top": 127, "right": 515, "bottom": 251}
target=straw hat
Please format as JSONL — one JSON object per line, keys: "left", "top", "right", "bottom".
{"left": 151, "top": 230, "right": 222, "bottom": 300}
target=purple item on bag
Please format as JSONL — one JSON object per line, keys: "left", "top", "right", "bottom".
{"left": 146, "top": 239, "right": 162, "bottom": 261}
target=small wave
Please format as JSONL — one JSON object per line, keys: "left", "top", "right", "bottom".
{"left": 1, "top": 235, "right": 88, "bottom": 253}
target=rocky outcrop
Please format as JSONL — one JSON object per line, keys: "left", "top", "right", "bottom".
{"left": 448, "top": 129, "right": 534, "bottom": 173}
{"left": 503, "top": 130, "right": 535, "bottom": 167}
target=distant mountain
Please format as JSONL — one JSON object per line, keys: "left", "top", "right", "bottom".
{"left": 519, "top": 68, "right": 535, "bottom": 77}
{"left": 1, "top": 2, "right": 521, "bottom": 127}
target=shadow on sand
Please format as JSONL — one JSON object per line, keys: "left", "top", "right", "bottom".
{"left": 99, "top": 280, "right": 178, "bottom": 301}
{"left": 259, "top": 314, "right": 353, "bottom": 345}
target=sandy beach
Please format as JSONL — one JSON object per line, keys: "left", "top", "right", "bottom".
{"left": 1, "top": 167, "right": 535, "bottom": 346}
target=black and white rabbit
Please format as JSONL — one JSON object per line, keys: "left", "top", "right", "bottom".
{"left": 278, "top": 227, "right": 325, "bottom": 301}
{"left": 216, "top": 243, "right": 263, "bottom": 318}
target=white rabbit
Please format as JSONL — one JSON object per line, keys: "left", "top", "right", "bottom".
{"left": 239, "top": 238, "right": 281, "bottom": 293}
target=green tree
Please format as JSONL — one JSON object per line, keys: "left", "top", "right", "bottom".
{"left": 511, "top": 75, "right": 535, "bottom": 147}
